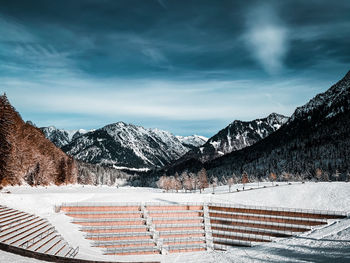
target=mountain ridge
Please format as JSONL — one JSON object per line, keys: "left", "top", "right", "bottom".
{"left": 167, "top": 70, "right": 350, "bottom": 180}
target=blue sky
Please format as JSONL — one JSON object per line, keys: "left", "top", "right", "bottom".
{"left": 1, "top": 0, "right": 350, "bottom": 137}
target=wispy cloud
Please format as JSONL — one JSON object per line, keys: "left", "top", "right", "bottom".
{"left": 244, "top": 4, "right": 288, "bottom": 74}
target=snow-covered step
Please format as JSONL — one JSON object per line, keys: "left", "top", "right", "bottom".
{"left": 0, "top": 217, "right": 42, "bottom": 238}
{"left": 0, "top": 214, "right": 34, "bottom": 228}
{"left": 0, "top": 215, "right": 37, "bottom": 231}
{"left": 67, "top": 211, "right": 143, "bottom": 215}
{"left": 208, "top": 203, "right": 347, "bottom": 219}
{"left": 73, "top": 218, "right": 146, "bottom": 226}
{"left": 159, "top": 229, "right": 205, "bottom": 239}
{"left": 0, "top": 212, "right": 30, "bottom": 224}
{"left": 30, "top": 231, "right": 57, "bottom": 252}
{"left": 211, "top": 223, "right": 293, "bottom": 237}
{"left": 164, "top": 243, "right": 207, "bottom": 253}
{"left": 104, "top": 246, "right": 160, "bottom": 255}
{"left": 81, "top": 225, "right": 148, "bottom": 233}
{"left": 209, "top": 210, "right": 327, "bottom": 226}
{"left": 0, "top": 218, "right": 46, "bottom": 241}
{"left": 0, "top": 210, "right": 23, "bottom": 219}
{"left": 43, "top": 237, "right": 63, "bottom": 254}
{"left": 56, "top": 244, "right": 71, "bottom": 257}
{"left": 0, "top": 208, "right": 16, "bottom": 215}
{"left": 23, "top": 227, "right": 56, "bottom": 250}
{"left": 35, "top": 235, "right": 61, "bottom": 254}
{"left": 210, "top": 216, "right": 310, "bottom": 232}
{"left": 1, "top": 220, "right": 47, "bottom": 243}
{"left": 86, "top": 231, "right": 152, "bottom": 241}
{"left": 212, "top": 229, "right": 271, "bottom": 242}
{"left": 213, "top": 238, "right": 251, "bottom": 248}
{"left": 93, "top": 239, "right": 156, "bottom": 248}
{"left": 52, "top": 242, "right": 67, "bottom": 256}
{"left": 9, "top": 224, "right": 52, "bottom": 246}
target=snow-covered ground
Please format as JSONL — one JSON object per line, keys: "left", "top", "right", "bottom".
{"left": 0, "top": 182, "right": 349, "bottom": 262}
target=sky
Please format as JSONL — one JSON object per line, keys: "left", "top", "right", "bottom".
{"left": 1, "top": 0, "right": 350, "bottom": 137}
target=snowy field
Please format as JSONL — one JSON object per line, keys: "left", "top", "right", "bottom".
{"left": 0, "top": 182, "right": 349, "bottom": 263}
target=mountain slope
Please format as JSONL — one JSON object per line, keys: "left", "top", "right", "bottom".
{"left": 40, "top": 126, "right": 87, "bottom": 148}
{"left": 176, "top": 135, "right": 208, "bottom": 150}
{"left": 62, "top": 122, "right": 198, "bottom": 169}
{"left": 194, "top": 70, "right": 350, "bottom": 180}
{"left": 172, "top": 113, "right": 288, "bottom": 166}
{"left": 0, "top": 94, "right": 78, "bottom": 186}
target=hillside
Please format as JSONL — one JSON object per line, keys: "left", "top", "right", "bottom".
{"left": 173, "top": 113, "right": 288, "bottom": 165}
{"left": 167, "top": 71, "right": 350, "bottom": 181}
{"left": 0, "top": 94, "right": 78, "bottom": 186}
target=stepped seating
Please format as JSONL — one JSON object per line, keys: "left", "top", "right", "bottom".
{"left": 59, "top": 202, "right": 347, "bottom": 255}
{"left": 61, "top": 203, "right": 160, "bottom": 256}
{"left": 208, "top": 203, "right": 346, "bottom": 248}
{"left": 0, "top": 205, "right": 78, "bottom": 258}
{"left": 146, "top": 203, "right": 208, "bottom": 253}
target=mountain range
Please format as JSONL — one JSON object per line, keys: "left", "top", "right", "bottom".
{"left": 41, "top": 114, "right": 288, "bottom": 170}
{"left": 41, "top": 123, "right": 208, "bottom": 170}
{"left": 166, "top": 70, "right": 350, "bottom": 181}
{"left": 173, "top": 113, "right": 288, "bottom": 165}
{"left": 2, "top": 70, "right": 349, "bottom": 186}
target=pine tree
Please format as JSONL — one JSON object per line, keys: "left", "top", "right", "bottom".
{"left": 0, "top": 94, "right": 15, "bottom": 185}
{"left": 57, "top": 158, "right": 67, "bottom": 184}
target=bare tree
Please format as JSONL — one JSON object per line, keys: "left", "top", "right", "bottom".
{"left": 182, "top": 172, "right": 192, "bottom": 192}
{"left": 227, "top": 177, "right": 234, "bottom": 192}
{"left": 174, "top": 173, "right": 182, "bottom": 192}
{"left": 269, "top": 172, "right": 277, "bottom": 186}
{"left": 191, "top": 173, "right": 199, "bottom": 192}
{"left": 157, "top": 175, "right": 170, "bottom": 191}
{"left": 198, "top": 168, "right": 209, "bottom": 193}
{"left": 242, "top": 172, "right": 249, "bottom": 190}
{"left": 282, "top": 172, "right": 290, "bottom": 183}
{"left": 211, "top": 177, "right": 218, "bottom": 194}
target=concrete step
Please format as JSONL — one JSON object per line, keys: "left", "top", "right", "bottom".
{"left": 31, "top": 233, "right": 57, "bottom": 252}
{"left": 0, "top": 217, "right": 43, "bottom": 238}
{"left": 212, "top": 230, "right": 271, "bottom": 243}
{"left": 36, "top": 235, "right": 61, "bottom": 254}
{"left": 9, "top": 224, "right": 52, "bottom": 246}
{"left": 0, "top": 220, "right": 48, "bottom": 243}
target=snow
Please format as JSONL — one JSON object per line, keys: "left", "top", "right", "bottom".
{"left": 67, "top": 122, "right": 200, "bottom": 168}
{"left": 112, "top": 165, "right": 150, "bottom": 172}
{"left": 176, "top": 135, "right": 208, "bottom": 147}
{"left": 0, "top": 182, "right": 349, "bottom": 262}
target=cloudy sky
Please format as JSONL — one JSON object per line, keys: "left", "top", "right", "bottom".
{"left": 1, "top": 0, "right": 350, "bottom": 137}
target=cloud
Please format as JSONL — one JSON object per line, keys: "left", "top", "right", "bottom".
{"left": 244, "top": 4, "right": 288, "bottom": 74}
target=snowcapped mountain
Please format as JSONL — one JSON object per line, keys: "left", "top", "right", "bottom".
{"left": 176, "top": 135, "right": 208, "bottom": 149}
{"left": 40, "top": 126, "right": 88, "bottom": 148}
{"left": 290, "top": 71, "right": 350, "bottom": 122}
{"left": 168, "top": 70, "right": 350, "bottom": 181}
{"left": 61, "top": 122, "right": 201, "bottom": 169}
{"left": 174, "top": 113, "right": 288, "bottom": 164}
